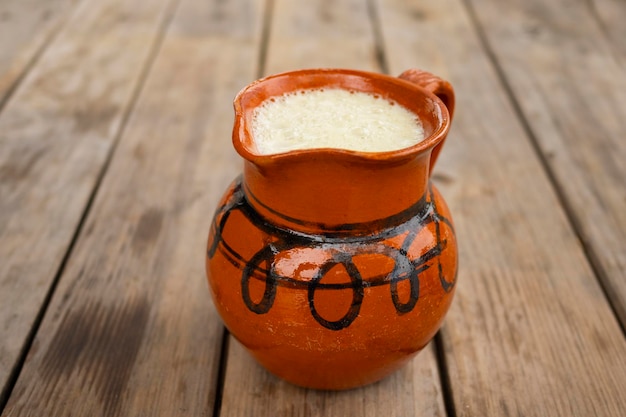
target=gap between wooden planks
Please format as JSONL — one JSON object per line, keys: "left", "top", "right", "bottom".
{"left": 466, "top": 0, "right": 626, "bottom": 330}
{"left": 0, "top": 0, "right": 178, "bottom": 408}
{"left": 376, "top": 0, "right": 626, "bottom": 415}
{"left": 2, "top": 0, "right": 264, "bottom": 415}
{"left": 0, "top": 0, "right": 79, "bottom": 108}
{"left": 218, "top": 1, "right": 448, "bottom": 417}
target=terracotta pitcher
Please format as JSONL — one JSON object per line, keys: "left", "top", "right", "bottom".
{"left": 206, "top": 68, "right": 457, "bottom": 390}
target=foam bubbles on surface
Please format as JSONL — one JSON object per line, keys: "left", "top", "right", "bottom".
{"left": 251, "top": 88, "right": 425, "bottom": 155}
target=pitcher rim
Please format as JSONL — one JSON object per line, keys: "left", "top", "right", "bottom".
{"left": 232, "top": 68, "right": 451, "bottom": 165}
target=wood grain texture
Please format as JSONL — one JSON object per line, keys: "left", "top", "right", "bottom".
{"left": 221, "top": 339, "right": 445, "bottom": 417}
{"left": 264, "top": 0, "right": 379, "bottom": 74}
{"left": 218, "top": 1, "right": 447, "bottom": 416}
{"left": 588, "top": 0, "right": 626, "bottom": 60}
{"left": 0, "top": 0, "right": 176, "bottom": 404}
{"left": 0, "top": 0, "right": 78, "bottom": 105}
{"left": 1, "top": 0, "right": 266, "bottom": 415}
{"left": 376, "top": 0, "right": 626, "bottom": 415}
{"left": 466, "top": 0, "right": 626, "bottom": 328}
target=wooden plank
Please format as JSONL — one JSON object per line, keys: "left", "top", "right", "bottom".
{"left": 263, "top": 0, "right": 379, "bottom": 74}
{"left": 219, "top": 1, "right": 447, "bottom": 416}
{"left": 222, "top": 339, "right": 445, "bottom": 417}
{"left": 588, "top": 0, "right": 626, "bottom": 59}
{"left": 1, "top": 0, "right": 266, "bottom": 415}
{"left": 0, "top": 0, "right": 78, "bottom": 105}
{"left": 466, "top": 0, "right": 626, "bottom": 328}
{"left": 0, "top": 0, "right": 177, "bottom": 407}
{"left": 376, "top": 0, "right": 626, "bottom": 416}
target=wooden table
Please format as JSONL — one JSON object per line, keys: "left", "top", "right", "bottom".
{"left": 1, "top": 0, "right": 625, "bottom": 415}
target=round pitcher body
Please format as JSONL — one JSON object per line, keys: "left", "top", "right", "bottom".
{"left": 205, "top": 68, "right": 458, "bottom": 390}
{"left": 206, "top": 177, "right": 457, "bottom": 389}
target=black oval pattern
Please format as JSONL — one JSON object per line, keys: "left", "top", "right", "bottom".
{"left": 208, "top": 178, "right": 456, "bottom": 330}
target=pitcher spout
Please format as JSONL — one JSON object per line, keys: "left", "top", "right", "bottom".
{"left": 231, "top": 68, "right": 453, "bottom": 234}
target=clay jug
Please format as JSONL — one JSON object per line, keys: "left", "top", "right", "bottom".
{"left": 206, "top": 68, "right": 457, "bottom": 390}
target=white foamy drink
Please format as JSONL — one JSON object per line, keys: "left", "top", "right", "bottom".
{"left": 251, "top": 88, "right": 425, "bottom": 154}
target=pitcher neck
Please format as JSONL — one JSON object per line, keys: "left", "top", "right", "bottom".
{"left": 242, "top": 153, "right": 432, "bottom": 235}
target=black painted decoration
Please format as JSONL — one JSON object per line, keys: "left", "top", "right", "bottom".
{"left": 207, "top": 178, "right": 456, "bottom": 331}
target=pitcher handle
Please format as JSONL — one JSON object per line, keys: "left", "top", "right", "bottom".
{"left": 398, "top": 69, "right": 455, "bottom": 175}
